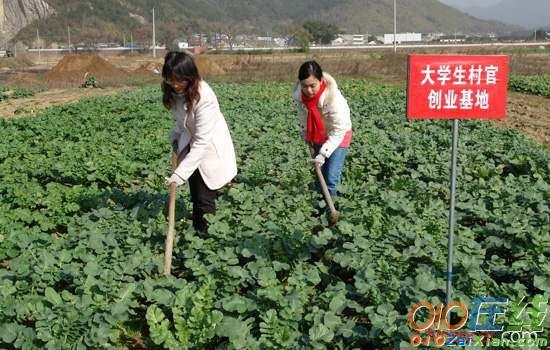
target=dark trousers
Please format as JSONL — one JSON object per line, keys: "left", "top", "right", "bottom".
{"left": 188, "top": 169, "right": 217, "bottom": 233}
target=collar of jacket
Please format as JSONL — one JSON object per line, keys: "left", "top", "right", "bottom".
{"left": 173, "top": 80, "right": 209, "bottom": 112}
{"left": 293, "top": 72, "right": 339, "bottom": 107}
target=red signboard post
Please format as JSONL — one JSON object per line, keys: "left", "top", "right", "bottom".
{"left": 407, "top": 55, "right": 509, "bottom": 308}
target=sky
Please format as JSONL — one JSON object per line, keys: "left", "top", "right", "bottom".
{"left": 439, "top": 0, "right": 502, "bottom": 8}
{"left": 439, "top": 0, "right": 550, "bottom": 28}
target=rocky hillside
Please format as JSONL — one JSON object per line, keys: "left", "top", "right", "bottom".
{"left": 0, "top": 0, "right": 54, "bottom": 41}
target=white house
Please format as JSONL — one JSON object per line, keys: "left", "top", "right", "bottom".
{"left": 384, "top": 33, "right": 422, "bottom": 45}
{"left": 352, "top": 34, "right": 365, "bottom": 45}
{"left": 331, "top": 36, "right": 346, "bottom": 46}
{"left": 333, "top": 34, "right": 369, "bottom": 46}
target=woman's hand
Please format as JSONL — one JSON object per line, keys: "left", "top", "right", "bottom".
{"left": 311, "top": 154, "right": 326, "bottom": 167}
{"left": 165, "top": 173, "right": 185, "bottom": 187}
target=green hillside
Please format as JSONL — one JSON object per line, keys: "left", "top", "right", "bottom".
{"left": 12, "top": 0, "right": 518, "bottom": 46}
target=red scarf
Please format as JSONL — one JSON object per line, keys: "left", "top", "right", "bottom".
{"left": 302, "top": 80, "right": 328, "bottom": 145}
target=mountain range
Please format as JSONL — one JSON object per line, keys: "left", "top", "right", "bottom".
{"left": 2, "top": 0, "right": 521, "bottom": 46}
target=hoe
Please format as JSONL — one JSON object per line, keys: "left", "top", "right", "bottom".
{"left": 309, "top": 144, "right": 339, "bottom": 226}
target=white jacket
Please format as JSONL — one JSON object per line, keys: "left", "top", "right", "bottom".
{"left": 170, "top": 80, "right": 237, "bottom": 190}
{"left": 292, "top": 72, "right": 352, "bottom": 158}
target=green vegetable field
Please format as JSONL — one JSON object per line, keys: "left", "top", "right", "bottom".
{"left": 509, "top": 75, "right": 550, "bottom": 98}
{"left": 0, "top": 81, "right": 548, "bottom": 349}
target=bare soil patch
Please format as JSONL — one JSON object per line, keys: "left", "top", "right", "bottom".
{"left": 0, "top": 56, "right": 34, "bottom": 70}
{"left": 0, "top": 87, "right": 134, "bottom": 118}
{"left": 496, "top": 92, "right": 550, "bottom": 144}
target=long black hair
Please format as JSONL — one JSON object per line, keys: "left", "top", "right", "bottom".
{"left": 298, "top": 60, "right": 323, "bottom": 81}
{"left": 161, "top": 51, "right": 201, "bottom": 110}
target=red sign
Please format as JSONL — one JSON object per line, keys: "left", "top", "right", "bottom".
{"left": 407, "top": 55, "right": 509, "bottom": 120}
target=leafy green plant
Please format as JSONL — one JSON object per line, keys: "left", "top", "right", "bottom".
{"left": 509, "top": 75, "right": 550, "bottom": 97}
{"left": 11, "top": 87, "right": 45, "bottom": 99}
{"left": 81, "top": 75, "right": 99, "bottom": 88}
{"left": 0, "top": 85, "right": 45, "bottom": 100}
{"left": 146, "top": 279, "right": 223, "bottom": 349}
{"left": 0, "top": 80, "right": 547, "bottom": 349}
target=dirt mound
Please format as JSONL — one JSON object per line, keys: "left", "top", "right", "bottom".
{"left": 45, "top": 54, "right": 127, "bottom": 86}
{"left": 132, "top": 62, "right": 162, "bottom": 76}
{"left": 195, "top": 56, "right": 225, "bottom": 76}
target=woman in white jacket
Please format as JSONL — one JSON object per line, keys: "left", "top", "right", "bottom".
{"left": 163, "top": 51, "right": 237, "bottom": 233}
{"left": 292, "top": 60, "right": 352, "bottom": 197}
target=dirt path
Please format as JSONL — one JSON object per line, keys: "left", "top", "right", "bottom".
{"left": 0, "top": 87, "right": 134, "bottom": 118}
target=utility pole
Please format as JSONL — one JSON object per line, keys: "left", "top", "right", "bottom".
{"left": 36, "top": 27, "right": 41, "bottom": 62}
{"left": 393, "top": 0, "right": 397, "bottom": 52}
{"left": 67, "top": 25, "right": 71, "bottom": 52}
{"left": 152, "top": 7, "right": 156, "bottom": 58}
